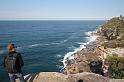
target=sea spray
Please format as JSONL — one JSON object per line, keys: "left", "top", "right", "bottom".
{"left": 62, "top": 31, "right": 98, "bottom": 68}
{"left": 62, "top": 44, "right": 85, "bottom": 68}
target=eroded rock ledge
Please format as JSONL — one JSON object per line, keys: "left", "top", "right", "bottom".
{"left": 16, "top": 72, "right": 109, "bottom": 82}
{"left": 16, "top": 72, "right": 124, "bottom": 82}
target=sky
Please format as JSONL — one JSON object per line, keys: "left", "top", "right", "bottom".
{"left": 0, "top": 0, "right": 124, "bottom": 20}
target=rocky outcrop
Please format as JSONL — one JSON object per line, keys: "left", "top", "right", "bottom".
{"left": 16, "top": 72, "right": 110, "bottom": 82}
{"left": 16, "top": 72, "right": 68, "bottom": 82}
{"left": 63, "top": 42, "right": 105, "bottom": 75}
{"left": 16, "top": 72, "right": 124, "bottom": 82}
{"left": 63, "top": 16, "right": 124, "bottom": 78}
{"left": 98, "top": 16, "right": 124, "bottom": 48}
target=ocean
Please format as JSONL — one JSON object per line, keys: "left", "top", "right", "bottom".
{"left": 0, "top": 20, "right": 105, "bottom": 82}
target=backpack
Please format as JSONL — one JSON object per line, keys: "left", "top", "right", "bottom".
{"left": 5, "top": 53, "right": 18, "bottom": 73}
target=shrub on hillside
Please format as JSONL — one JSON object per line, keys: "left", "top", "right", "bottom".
{"left": 106, "top": 56, "right": 124, "bottom": 79}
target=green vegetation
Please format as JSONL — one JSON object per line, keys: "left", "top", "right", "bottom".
{"left": 101, "top": 17, "right": 124, "bottom": 29}
{"left": 106, "top": 56, "right": 124, "bottom": 79}
{"left": 100, "top": 16, "right": 124, "bottom": 48}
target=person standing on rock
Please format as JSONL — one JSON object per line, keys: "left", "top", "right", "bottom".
{"left": 3, "top": 43, "right": 25, "bottom": 82}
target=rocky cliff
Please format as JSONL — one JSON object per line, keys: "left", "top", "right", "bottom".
{"left": 63, "top": 15, "right": 124, "bottom": 78}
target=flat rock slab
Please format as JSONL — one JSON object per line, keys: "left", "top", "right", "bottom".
{"left": 16, "top": 72, "right": 112, "bottom": 82}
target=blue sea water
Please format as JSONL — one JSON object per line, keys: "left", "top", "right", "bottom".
{"left": 0, "top": 20, "right": 105, "bottom": 82}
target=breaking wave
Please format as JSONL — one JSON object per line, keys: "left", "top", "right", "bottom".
{"left": 62, "top": 31, "right": 98, "bottom": 68}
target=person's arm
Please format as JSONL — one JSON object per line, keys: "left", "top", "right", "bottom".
{"left": 17, "top": 53, "right": 24, "bottom": 67}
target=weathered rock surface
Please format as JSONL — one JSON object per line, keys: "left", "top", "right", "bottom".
{"left": 16, "top": 72, "right": 68, "bottom": 82}
{"left": 16, "top": 72, "right": 110, "bottom": 82}
{"left": 16, "top": 72, "right": 124, "bottom": 82}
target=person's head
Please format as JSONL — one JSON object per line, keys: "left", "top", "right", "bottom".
{"left": 7, "top": 43, "right": 16, "bottom": 53}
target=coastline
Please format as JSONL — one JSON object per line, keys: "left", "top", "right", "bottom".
{"left": 15, "top": 16, "right": 124, "bottom": 82}
{"left": 62, "top": 16, "right": 124, "bottom": 77}
{"left": 62, "top": 29, "right": 100, "bottom": 72}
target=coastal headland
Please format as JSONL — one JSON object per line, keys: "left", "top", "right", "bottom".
{"left": 16, "top": 16, "right": 124, "bottom": 82}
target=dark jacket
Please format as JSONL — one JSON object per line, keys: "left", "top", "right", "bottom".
{"left": 3, "top": 51, "right": 24, "bottom": 73}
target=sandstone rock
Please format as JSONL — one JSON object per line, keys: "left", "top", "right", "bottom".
{"left": 16, "top": 72, "right": 69, "bottom": 82}
{"left": 16, "top": 72, "right": 111, "bottom": 82}
{"left": 68, "top": 72, "right": 110, "bottom": 82}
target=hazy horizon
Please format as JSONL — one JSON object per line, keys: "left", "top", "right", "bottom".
{"left": 0, "top": 19, "right": 107, "bottom": 21}
{"left": 0, "top": 0, "right": 124, "bottom": 20}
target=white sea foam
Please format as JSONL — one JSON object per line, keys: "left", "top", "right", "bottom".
{"left": 85, "top": 31, "right": 99, "bottom": 45}
{"left": 63, "top": 44, "right": 85, "bottom": 68}
{"left": 63, "top": 39, "right": 68, "bottom": 43}
{"left": 28, "top": 44, "right": 42, "bottom": 48}
{"left": 84, "top": 31, "right": 93, "bottom": 36}
{"left": 59, "top": 59, "right": 63, "bottom": 62}
{"left": 49, "top": 39, "right": 68, "bottom": 45}
{"left": 59, "top": 39, "right": 68, "bottom": 44}
{"left": 56, "top": 65, "right": 63, "bottom": 70}
{"left": 56, "top": 54, "right": 62, "bottom": 58}
{"left": 62, "top": 31, "right": 98, "bottom": 68}
{"left": 27, "top": 43, "right": 56, "bottom": 48}
{"left": 22, "top": 40, "right": 68, "bottom": 49}
{"left": 34, "top": 39, "right": 68, "bottom": 48}
{"left": 68, "top": 46, "right": 76, "bottom": 50}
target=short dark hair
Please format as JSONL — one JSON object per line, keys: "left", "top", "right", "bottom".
{"left": 8, "top": 43, "right": 16, "bottom": 52}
